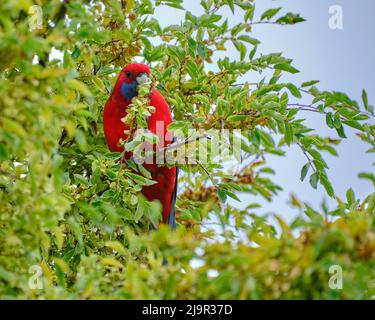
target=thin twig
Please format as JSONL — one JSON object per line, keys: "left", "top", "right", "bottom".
{"left": 194, "top": 159, "right": 216, "bottom": 186}
{"left": 287, "top": 103, "right": 324, "bottom": 114}
{"left": 300, "top": 88, "right": 374, "bottom": 118}
{"left": 297, "top": 143, "right": 316, "bottom": 172}
{"left": 163, "top": 134, "right": 210, "bottom": 152}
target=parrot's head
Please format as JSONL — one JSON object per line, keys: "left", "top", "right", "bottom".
{"left": 114, "top": 63, "right": 150, "bottom": 101}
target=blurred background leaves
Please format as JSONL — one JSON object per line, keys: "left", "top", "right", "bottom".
{"left": 0, "top": 0, "right": 374, "bottom": 299}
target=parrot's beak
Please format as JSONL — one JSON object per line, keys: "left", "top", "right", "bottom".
{"left": 136, "top": 73, "right": 148, "bottom": 85}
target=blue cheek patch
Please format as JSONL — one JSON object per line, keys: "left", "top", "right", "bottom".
{"left": 120, "top": 81, "right": 137, "bottom": 100}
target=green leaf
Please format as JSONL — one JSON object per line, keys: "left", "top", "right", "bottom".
{"left": 320, "top": 174, "right": 334, "bottom": 197}
{"left": 343, "top": 120, "right": 364, "bottom": 131}
{"left": 164, "top": 0, "right": 184, "bottom": 10}
{"left": 287, "top": 108, "right": 298, "bottom": 119}
{"left": 217, "top": 189, "right": 227, "bottom": 203}
{"left": 67, "top": 217, "right": 83, "bottom": 246}
{"left": 200, "top": 14, "right": 222, "bottom": 27}
{"left": 126, "top": 172, "right": 157, "bottom": 186}
{"left": 274, "top": 63, "right": 299, "bottom": 74}
{"left": 220, "top": 189, "right": 241, "bottom": 202}
{"left": 124, "top": 138, "right": 143, "bottom": 152}
{"left": 308, "top": 149, "right": 328, "bottom": 169}
{"left": 326, "top": 112, "right": 335, "bottom": 128}
{"left": 358, "top": 172, "right": 375, "bottom": 186}
{"left": 227, "top": 0, "right": 234, "bottom": 13}
{"left": 304, "top": 205, "right": 323, "bottom": 223}
{"left": 74, "top": 174, "right": 89, "bottom": 186}
{"left": 197, "top": 43, "right": 206, "bottom": 60}
{"left": 300, "top": 163, "right": 310, "bottom": 181}
{"left": 232, "top": 40, "right": 246, "bottom": 60}
{"left": 286, "top": 83, "right": 302, "bottom": 98}
{"left": 71, "top": 46, "right": 80, "bottom": 59}
{"left": 231, "top": 23, "right": 246, "bottom": 36}
{"left": 336, "top": 125, "right": 347, "bottom": 138}
{"left": 0, "top": 266, "right": 16, "bottom": 284}
{"left": 74, "top": 129, "right": 88, "bottom": 152}
{"left": 148, "top": 201, "right": 162, "bottom": 228}
{"left": 309, "top": 172, "right": 319, "bottom": 189}
{"left": 238, "top": 35, "right": 260, "bottom": 46}
{"left": 210, "top": 85, "right": 217, "bottom": 100}
{"left": 362, "top": 89, "right": 368, "bottom": 109}
{"left": 135, "top": 195, "right": 147, "bottom": 221}
{"left": 332, "top": 113, "right": 342, "bottom": 129}
{"left": 284, "top": 122, "right": 293, "bottom": 146}
{"left": 168, "top": 121, "right": 187, "bottom": 131}
{"left": 187, "top": 37, "right": 197, "bottom": 52}
{"left": 92, "top": 76, "right": 106, "bottom": 93}
{"left": 244, "top": 6, "right": 255, "bottom": 21}
{"left": 276, "top": 13, "right": 306, "bottom": 25}
{"left": 249, "top": 45, "right": 257, "bottom": 60}
{"left": 261, "top": 8, "right": 281, "bottom": 21}
{"left": 301, "top": 80, "right": 320, "bottom": 88}
{"left": 0, "top": 144, "right": 9, "bottom": 161}
{"left": 105, "top": 241, "right": 127, "bottom": 255}
{"left": 185, "top": 60, "right": 199, "bottom": 79}
{"left": 346, "top": 188, "right": 355, "bottom": 205}
{"left": 68, "top": 79, "right": 92, "bottom": 97}
{"left": 227, "top": 115, "right": 248, "bottom": 122}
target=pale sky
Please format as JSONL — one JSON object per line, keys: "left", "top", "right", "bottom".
{"left": 154, "top": 0, "right": 375, "bottom": 222}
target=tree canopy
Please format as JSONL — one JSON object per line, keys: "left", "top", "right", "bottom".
{"left": 0, "top": 0, "right": 374, "bottom": 299}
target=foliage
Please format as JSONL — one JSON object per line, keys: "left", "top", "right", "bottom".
{"left": 0, "top": 0, "right": 374, "bottom": 299}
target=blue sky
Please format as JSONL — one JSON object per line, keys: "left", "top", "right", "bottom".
{"left": 154, "top": 0, "right": 375, "bottom": 222}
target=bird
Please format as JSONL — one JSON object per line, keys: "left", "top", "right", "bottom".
{"left": 103, "top": 63, "right": 177, "bottom": 228}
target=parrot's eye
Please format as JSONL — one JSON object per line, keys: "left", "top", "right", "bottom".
{"left": 125, "top": 71, "right": 131, "bottom": 77}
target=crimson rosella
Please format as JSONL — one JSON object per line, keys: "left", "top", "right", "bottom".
{"left": 103, "top": 63, "right": 177, "bottom": 228}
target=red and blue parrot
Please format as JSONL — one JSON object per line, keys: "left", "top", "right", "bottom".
{"left": 103, "top": 63, "right": 177, "bottom": 228}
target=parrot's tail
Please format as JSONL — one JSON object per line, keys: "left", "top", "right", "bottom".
{"left": 148, "top": 166, "right": 178, "bottom": 231}
{"left": 166, "top": 166, "right": 178, "bottom": 229}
